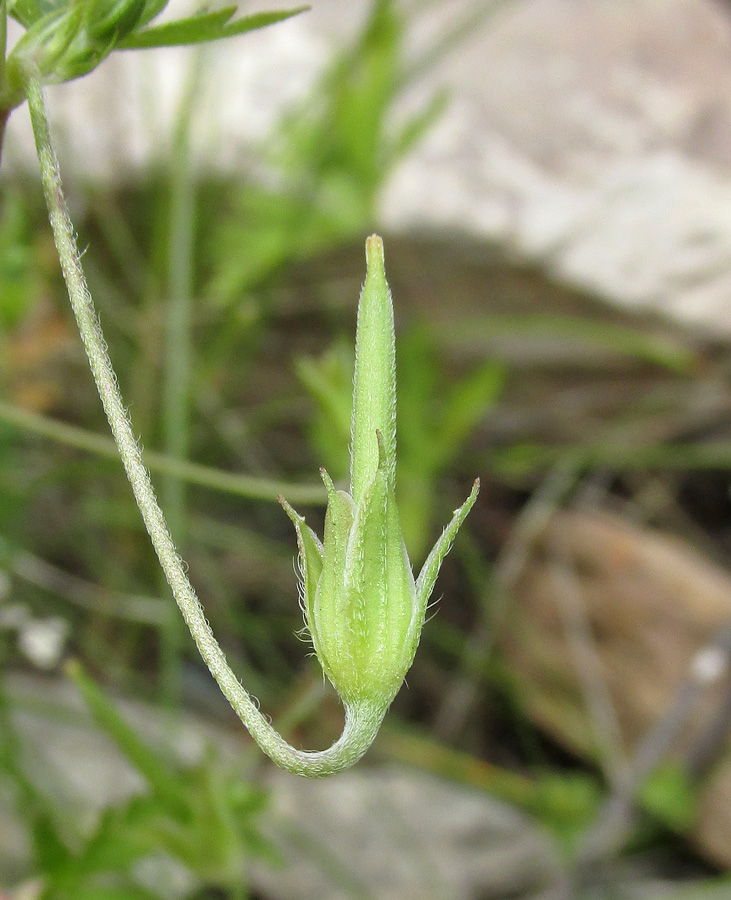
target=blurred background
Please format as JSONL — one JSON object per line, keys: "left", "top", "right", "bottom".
{"left": 4, "top": 1, "right": 731, "bottom": 898}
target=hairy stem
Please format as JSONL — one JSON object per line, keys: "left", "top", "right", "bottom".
{"left": 23, "top": 66, "right": 380, "bottom": 776}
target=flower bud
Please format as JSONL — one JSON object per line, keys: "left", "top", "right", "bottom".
{"left": 280, "top": 236, "right": 478, "bottom": 712}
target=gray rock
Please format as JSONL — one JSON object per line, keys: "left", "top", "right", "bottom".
{"left": 254, "top": 767, "right": 560, "bottom": 900}
{"left": 0, "top": 673, "right": 560, "bottom": 899}
{"left": 6, "top": 0, "right": 731, "bottom": 330}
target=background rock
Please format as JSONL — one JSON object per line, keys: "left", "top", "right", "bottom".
{"left": 0, "top": 674, "right": 561, "bottom": 899}
{"left": 504, "top": 508, "right": 731, "bottom": 869}
{"left": 6, "top": 0, "right": 731, "bottom": 333}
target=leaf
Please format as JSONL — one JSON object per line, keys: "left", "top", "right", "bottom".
{"left": 136, "top": 0, "right": 168, "bottom": 28}
{"left": 530, "top": 771, "right": 603, "bottom": 848}
{"left": 414, "top": 478, "right": 479, "bottom": 615}
{"left": 278, "top": 494, "right": 324, "bottom": 646}
{"left": 438, "top": 360, "right": 505, "bottom": 463}
{"left": 640, "top": 762, "right": 698, "bottom": 832}
{"left": 120, "top": 4, "right": 235, "bottom": 46}
{"left": 71, "top": 889, "right": 160, "bottom": 900}
{"left": 391, "top": 88, "right": 448, "bottom": 163}
{"left": 119, "top": 6, "right": 307, "bottom": 50}
{"left": 86, "top": 0, "right": 148, "bottom": 42}
{"left": 8, "top": 0, "right": 45, "bottom": 28}
{"left": 66, "top": 661, "right": 186, "bottom": 817}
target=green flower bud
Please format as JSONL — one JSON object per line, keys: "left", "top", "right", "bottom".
{"left": 280, "top": 236, "right": 478, "bottom": 713}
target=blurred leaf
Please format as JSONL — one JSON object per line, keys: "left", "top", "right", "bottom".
{"left": 640, "top": 762, "right": 698, "bottom": 832}
{"left": 119, "top": 6, "right": 307, "bottom": 50}
{"left": 295, "top": 340, "right": 353, "bottom": 479}
{"left": 530, "top": 772, "right": 603, "bottom": 848}
{"left": 390, "top": 87, "right": 448, "bottom": 163}
{"left": 85, "top": 0, "right": 147, "bottom": 43}
{"left": 13, "top": 663, "right": 276, "bottom": 895}
{"left": 437, "top": 360, "right": 504, "bottom": 467}
{"left": 210, "top": 0, "right": 443, "bottom": 303}
{"left": 8, "top": 0, "right": 59, "bottom": 28}
{"left": 69, "top": 889, "right": 160, "bottom": 900}
{"left": 0, "top": 190, "right": 40, "bottom": 326}
{"left": 66, "top": 661, "right": 186, "bottom": 816}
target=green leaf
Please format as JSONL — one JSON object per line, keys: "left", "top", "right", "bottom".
{"left": 415, "top": 478, "right": 480, "bottom": 613}
{"left": 8, "top": 0, "right": 44, "bottom": 28}
{"left": 530, "top": 771, "right": 603, "bottom": 848}
{"left": 119, "top": 6, "right": 307, "bottom": 50}
{"left": 391, "top": 88, "right": 448, "bottom": 163}
{"left": 278, "top": 494, "right": 324, "bottom": 644}
{"left": 66, "top": 661, "right": 186, "bottom": 817}
{"left": 120, "top": 4, "right": 235, "bottom": 46}
{"left": 438, "top": 360, "right": 505, "bottom": 461}
{"left": 640, "top": 762, "right": 698, "bottom": 832}
{"left": 86, "top": 0, "right": 148, "bottom": 42}
{"left": 295, "top": 347, "right": 352, "bottom": 452}
{"left": 136, "top": 0, "right": 168, "bottom": 29}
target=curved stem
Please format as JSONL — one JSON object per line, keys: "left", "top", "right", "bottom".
{"left": 22, "top": 66, "right": 381, "bottom": 776}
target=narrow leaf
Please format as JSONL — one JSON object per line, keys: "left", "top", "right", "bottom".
{"left": 66, "top": 661, "right": 186, "bottom": 816}
{"left": 119, "top": 6, "right": 307, "bottom": 50}
{"left": 119, "top": 6, "right": 235, "bottom": 48}
{"left": 437, "top": 360, "right": 505, "bottom": 462}
{"left": 278, "top": 494, "right": 323, "bottom": 629}
{"left": 415, "top": 479, "right": 480, "bottom": 610}
{"left": 137, "top": 0, "right": 169, "bottom": 28}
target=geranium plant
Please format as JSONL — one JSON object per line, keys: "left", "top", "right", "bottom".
{"left": 0, "top": 0, "right": 478, "bottom": 775}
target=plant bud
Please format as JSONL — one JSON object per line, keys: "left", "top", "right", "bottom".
{"left": 281, "top": 236, "right": 478, "bottom": 712}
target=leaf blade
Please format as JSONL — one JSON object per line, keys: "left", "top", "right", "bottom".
{"left": 119, "top": 6, "right": 307, "bottom": 50}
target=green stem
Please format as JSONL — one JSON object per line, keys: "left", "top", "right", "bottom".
{"left": 0, "top": 0, "right": 10, "bottom": 165}
{"left": 23, "top": 66, "right": 380, "bottom": 776}
{"left": 0, "top": 399, "right": 325, "bottom": 505}
{"left": 0, "top": 107, "right": 8, "bottom": 165}
{"left": 0, "top": 0, "right": 6, "bottom": 90}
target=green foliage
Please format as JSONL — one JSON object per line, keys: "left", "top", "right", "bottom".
{"left": 639, "top": 762, "right": 699, "bottom": 833}
{"left": 529, "top": 771, "right": 603, "bottom": 851}
{"left": 119, "top": 5, "right": 308, "bottom": 50}
{"left": 0, "top": 664, "right": 273, "bottom": 899}
{"left": 209, "top": 0, "right": 447, "bottom": 304}
{"left": 0, "top": 0, "right": 305, "bottom": 114}
{"left": 0, "top": 187, "right": 41, "bottom": 327}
